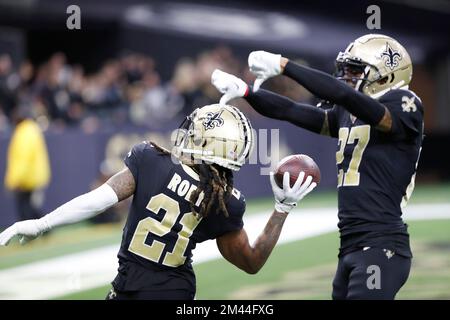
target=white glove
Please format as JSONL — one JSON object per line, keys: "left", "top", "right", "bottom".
{"left": 270, "top": 171, "right": 317, "bottom": 214}
{"left": 248, "top": 51, "right": 282, "bottom": 92}
{"left": 211, "top": 69, "right": 249, "bottom": 106}
{"left": 0, "top": 219, "right": 50, "bottom": 245}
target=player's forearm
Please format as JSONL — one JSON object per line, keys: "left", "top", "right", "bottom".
{"left": 244, "top": 210, "right": 288, "bottom": 274}
{"left": 40, "top": 184, "right": 118, "bottom": 231}
{"left": 245, "top": 88, "right": 326, "bottom": 134}
{"left": 282, "top": 60, "right": 386, "bottom": 125}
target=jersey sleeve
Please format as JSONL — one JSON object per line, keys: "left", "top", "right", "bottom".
{"left": 124, "top": 141, "right": 150, "bottom": 184}
{"left": 380, "top": 89, "right": 424, "bottom": 138}
{"left": 216, "top": 188, "right": 246, "bottom": 236}
{"left": 324, "top": 104, "right": 339, "bottom": 138}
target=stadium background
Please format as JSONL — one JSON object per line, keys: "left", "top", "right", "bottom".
{"left": 0, "top": 0, "right": 449, "bottom": 299}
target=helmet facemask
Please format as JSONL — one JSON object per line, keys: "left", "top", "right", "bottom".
{"left": 174, "top": 110, "right": 209, "bottom": 156}
{"left": 335, "top": 52, "right": 380, "bottom": 92}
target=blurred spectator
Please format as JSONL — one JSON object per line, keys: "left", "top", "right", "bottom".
{"left": 0, "top": 54, "right": 16, "bottom": 119}
{"left": 4, "top": 105, "right": 51, "bottom": 221}
{"left": 129, "top": 70, "right": 184, "bottom": 127}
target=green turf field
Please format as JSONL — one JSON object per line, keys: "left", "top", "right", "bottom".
{"left": 56, "top": 218, "right": 450, "bottom": 300}
{"left": 1, "top": 183, "right": 450, "bottom": 300}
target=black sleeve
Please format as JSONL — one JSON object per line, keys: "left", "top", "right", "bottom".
{"left": 245, "top": 88, "right": 326, "bottom": 134}
{"left": 379, "top": 89, "right": 424, "bottom": 138}
{"left": 325, "top": 105, "right": 340, "bottom": 138}
{"left": 124, "top": 141, "right": 149, "bottom": 184}
{"left": 217, "top": 188, "right": 245, "bottom": 236}
{"left": 283, "top": 61, "right": 386, "bottom": 126}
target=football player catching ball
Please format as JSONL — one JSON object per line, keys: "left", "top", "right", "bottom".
{"left": 212, "top": 34, "right": 423, "bottom": 300}
{"left": 0, "top": 104, "right": 316, "bottom": 300}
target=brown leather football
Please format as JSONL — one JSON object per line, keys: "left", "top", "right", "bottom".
{"left": 274, "top": 154, "right": 321, "bottom": 188}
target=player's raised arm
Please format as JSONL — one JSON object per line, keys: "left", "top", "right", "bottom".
{"left": 248, "top": 51, "right": 394, "bottom": 133}
{"left": 0, "top": 167, "right": 135, "bottom": 246}
{"left": 211, "top": 69, "right": 333, "bottom": 136}
{"left": 216, "top": 171, "right": 316, "bottom": 274}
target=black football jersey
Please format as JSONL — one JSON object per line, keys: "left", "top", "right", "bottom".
{"left": 327, "top": 89, "right": 424, "bottom": 257}
{"left": 113, "top": 142, "right": 245, "bottom": 292}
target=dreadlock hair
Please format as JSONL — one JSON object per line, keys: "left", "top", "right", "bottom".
{"left": 149, "top": 141, "right": 234, "bottom": 219}
{"left": 189, "top": 162, "right": 234, "bottom": 219}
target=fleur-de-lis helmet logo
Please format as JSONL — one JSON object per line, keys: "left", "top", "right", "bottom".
{"left": 381, "top": 42, "right": 402, "bottom": 70}
{"left": 203, "top": 110, "right": 224, "bottom": 130}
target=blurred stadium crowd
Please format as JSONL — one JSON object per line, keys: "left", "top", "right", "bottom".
{"left": 0, "top": 47, "right": 312, "bottom": 134}
{"left": 0, "top": 49, "right": 213, "bottom": 132}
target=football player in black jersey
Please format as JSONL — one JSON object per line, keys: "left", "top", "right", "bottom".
{"left": 0, "top": 104, "right": 317, "bottom": 300}
{"left": 212, "top": 34, "right": 424, "bottom": 300}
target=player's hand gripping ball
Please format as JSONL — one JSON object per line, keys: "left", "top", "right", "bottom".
{"left": 274, "top": 154, "right": 321, "bottom": 188}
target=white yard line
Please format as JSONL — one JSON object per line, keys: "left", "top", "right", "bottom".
{"left": 0, "top": 203, "right": 449, "bottom": 300}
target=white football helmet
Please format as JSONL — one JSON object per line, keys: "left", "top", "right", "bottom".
{"left": 335, "top": 34, "right": 412, "bottom": 98}
{"left": 173, "top": 104, "right": 253, "bottom": 171}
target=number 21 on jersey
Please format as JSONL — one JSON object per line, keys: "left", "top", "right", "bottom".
{"left": 336, "top": 125, "right": 370, "bottom": 187}
{"left": 128, "top": 193, "right": 201, "bottom": 267}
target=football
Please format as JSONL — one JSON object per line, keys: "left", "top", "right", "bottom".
{"left": 274, "top": 154, "right": 321, "bottom": 188}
